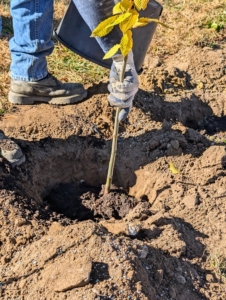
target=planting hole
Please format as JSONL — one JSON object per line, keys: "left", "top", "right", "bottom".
{"left": 44, "top": 183, "right": 139, "bottom": 221}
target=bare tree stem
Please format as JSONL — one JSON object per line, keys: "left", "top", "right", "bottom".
{"left": 104, "top": 55, "right": 128, "bottom": 195}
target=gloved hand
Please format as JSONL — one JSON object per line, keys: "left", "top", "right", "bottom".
{"left": 108, "top": 51, "right": 139, "bottom": 122}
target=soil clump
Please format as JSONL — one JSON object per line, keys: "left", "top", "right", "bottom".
{"left": 45, "top": 183, "right": 139, "bottom": 220}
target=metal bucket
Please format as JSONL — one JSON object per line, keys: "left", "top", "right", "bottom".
{"left": 53, "top": 1, "right": 162, "bottom": 73}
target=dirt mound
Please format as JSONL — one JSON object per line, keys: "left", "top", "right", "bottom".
{"left": 0, "top": 46, "right": 226, "bottom": 299}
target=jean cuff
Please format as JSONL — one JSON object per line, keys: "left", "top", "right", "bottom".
{"left": 10, "top": 71, "right": 48, "bottom": 82}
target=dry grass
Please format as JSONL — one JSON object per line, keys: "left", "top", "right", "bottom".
{"left": 0, "top": 2, "right": 12, "bottom": 112}
{"left": 207, "top": 254, "right": 226, "bottom": 282}
{"left": 0, "top": 0, "right": 226, "bottom": 112}
{"left": 151, "top": 0, "right": 226, "bottom": 55}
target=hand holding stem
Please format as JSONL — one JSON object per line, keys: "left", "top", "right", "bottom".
{"left": 104, "top": 55, "right": 128, "bottom": 195}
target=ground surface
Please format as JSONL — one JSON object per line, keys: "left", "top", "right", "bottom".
{"left": 0, "top": 1, "right": 226, "bottom": 300}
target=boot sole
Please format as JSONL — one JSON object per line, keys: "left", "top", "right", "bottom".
{"left": 8, "top": 91, "right": 88, "bottom": 105}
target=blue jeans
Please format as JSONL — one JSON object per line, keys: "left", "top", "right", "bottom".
{"left": 10, "top": 0, "right": 54, "bottom": 81}
{"left": 10, "top": 0, "right": 119, "bottom": 82}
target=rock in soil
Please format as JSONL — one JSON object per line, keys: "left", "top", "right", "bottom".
{"left": 47, "top": 255, "right": 92, "bottom": 292}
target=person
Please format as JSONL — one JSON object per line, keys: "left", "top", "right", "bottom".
{"left": 9, "top": 0, "right": 138, "bottom": 117}
{"left": 1, "top": 0, "right": 138, "bottom": 167}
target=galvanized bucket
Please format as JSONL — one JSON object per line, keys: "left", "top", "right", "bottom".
{"left": 53, "top": 1, "right": 162, "bottom": 73}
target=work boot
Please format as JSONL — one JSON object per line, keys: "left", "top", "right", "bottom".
{"left": 8, "top": 74, "right": 87, "bottom": 105}
{"left": 0, "top": 130, "right": 26, "bottom": 167}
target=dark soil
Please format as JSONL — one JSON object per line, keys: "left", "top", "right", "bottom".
{"left": 198, "top": 115, "right": 226, "bottom": 135}
{"left": 45, "top": 183, "right": 140, "bottom": 220}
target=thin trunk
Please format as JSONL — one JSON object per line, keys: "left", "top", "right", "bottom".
{"left": 104, "top": 55, "right": 128, "bottom": 194}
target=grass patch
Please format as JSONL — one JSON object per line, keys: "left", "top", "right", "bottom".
{"left": 207, "top": 254, "right": 226, "bottom": 282}
{"left": 49, "top": 43, "right": 108, "bottom": 85}
{"left": 151, "top": 0, "right": 226, "bottom": 55}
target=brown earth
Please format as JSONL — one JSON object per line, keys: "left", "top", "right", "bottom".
{"left": 0, "top": 45, "right": 226, "bottom": 300}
